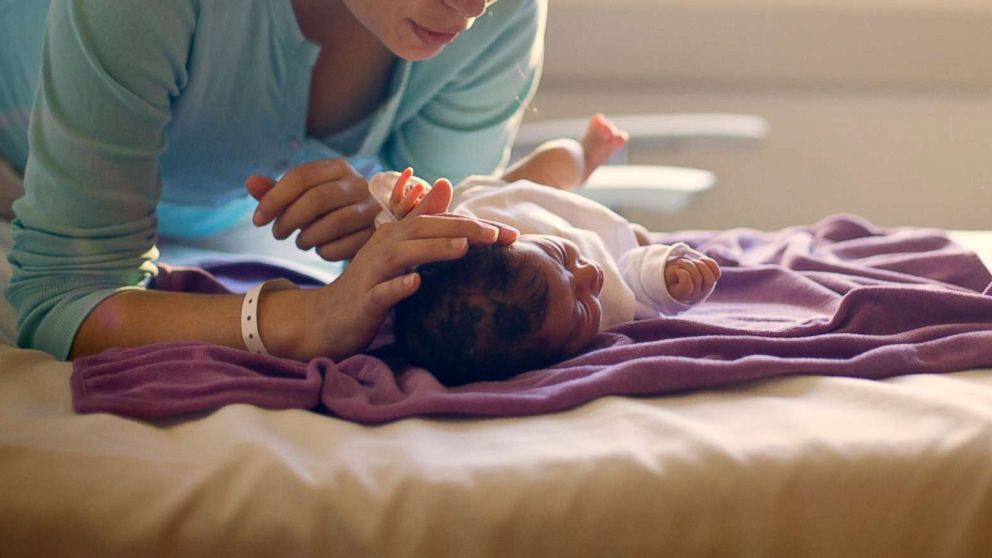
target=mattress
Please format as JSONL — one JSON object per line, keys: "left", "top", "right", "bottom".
{"left": 0, "top": 224, "right": 990, "bottom": 558}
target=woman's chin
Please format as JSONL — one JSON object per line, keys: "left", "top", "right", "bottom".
{"left": 400, "top": 50, "right": 443, "bottom": 61}
{"left": 391, "top": 42, "right": 447, "bottom": 61}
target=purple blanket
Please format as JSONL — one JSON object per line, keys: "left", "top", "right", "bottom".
{"left": 72, "top": 215, "right": 992, "bottom": 423}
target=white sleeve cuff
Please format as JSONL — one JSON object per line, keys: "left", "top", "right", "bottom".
{"left": 618, "top": 242, "right": 713, "bottom": 318}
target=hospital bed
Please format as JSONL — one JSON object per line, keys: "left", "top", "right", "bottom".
{"left": 0, "top": 116, "right": 990, "bottom": 558}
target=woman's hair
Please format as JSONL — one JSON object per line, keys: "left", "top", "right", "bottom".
{"left": 394, "top": 244, "right": 551, "bottom": 386}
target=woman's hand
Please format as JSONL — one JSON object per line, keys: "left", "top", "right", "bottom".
{"left": 306, "top": 207, "right": 519, "bottom": 360}
{"left": 246, "top": 159, "right": 380, "bottom": 262}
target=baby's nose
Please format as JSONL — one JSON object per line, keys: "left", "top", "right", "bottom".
{"left": 575, "top": 258, "right": 603, "bottom": 296}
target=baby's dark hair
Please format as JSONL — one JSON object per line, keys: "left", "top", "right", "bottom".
{"left": 394, "top": 244, "right": 552, "bottom": 386}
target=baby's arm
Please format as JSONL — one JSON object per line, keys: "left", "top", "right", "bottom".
{"left": 501, "top": 138, "right": 586, "bottom": 189}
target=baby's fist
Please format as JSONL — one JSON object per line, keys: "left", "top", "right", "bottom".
{"left": 665, "top": 256, "right": 721, "bottom": 304}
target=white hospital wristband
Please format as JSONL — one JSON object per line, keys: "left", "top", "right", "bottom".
{"left": 240, "top": 283, "right": 270, "bottom": 355}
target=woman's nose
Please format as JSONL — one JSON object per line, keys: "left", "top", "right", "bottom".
{"left": 443, "top": 0, "right": 489, "bottom": 19}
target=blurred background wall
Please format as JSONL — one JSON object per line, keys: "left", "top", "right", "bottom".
{"left": 523, "top": 0, "right": 992, "bottom": 230}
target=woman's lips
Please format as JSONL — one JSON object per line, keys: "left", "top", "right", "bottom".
{"left": 410, "top": 20, "right": 460, "bottom": 47}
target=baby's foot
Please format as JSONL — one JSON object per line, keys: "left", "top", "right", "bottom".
{"left": 580, "top": 113, "right": 629, "bottom": 181}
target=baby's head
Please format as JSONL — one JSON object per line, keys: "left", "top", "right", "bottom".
{"left": 395, "top": 234, "right": 605, "bottom": 386}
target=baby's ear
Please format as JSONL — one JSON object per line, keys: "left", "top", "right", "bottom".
{"left": 412, "top": 178, "right": 453, "bottom": 216}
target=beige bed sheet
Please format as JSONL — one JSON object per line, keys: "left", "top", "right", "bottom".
{"left": 0, "top": 230, "right": 990, "bottom": 558}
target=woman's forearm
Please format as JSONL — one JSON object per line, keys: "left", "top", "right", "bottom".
{"left": 69, "top": 287, "right": 321, "bottom": 361}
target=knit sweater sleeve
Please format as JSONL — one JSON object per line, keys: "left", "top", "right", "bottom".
{"left": 5, "top": 0, "right": 196, "bottom": 358}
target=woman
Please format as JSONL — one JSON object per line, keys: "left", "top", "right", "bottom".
{"left": 0, "top": 0, "right": 545, "bottom": 361}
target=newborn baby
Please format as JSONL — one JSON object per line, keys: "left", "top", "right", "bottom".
{"left": 374, "top": 115, "right": 720, "bottom": 385}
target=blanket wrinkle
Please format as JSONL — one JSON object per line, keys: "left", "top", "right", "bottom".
{"left": 71, "top": 215, "right": 992, "bottom": 423}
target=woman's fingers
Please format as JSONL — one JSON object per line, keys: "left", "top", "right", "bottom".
{"left": 254, "top": 159, "right": 357, "bottom": 226}
{"left": 365, "top": 272, "right": 421, "bottom": 314}
{"left": 295, "top": 200, "right": 379, "bottom": 250}
{"left": 398, "top": 215, "right": 502, "bottom": 245}
{"left": 245, "top": 175, "right": 276, "bottom": 202}
{"left": 373, "top": 237, "right": 473, "bottom": 272}
{"left": 346, "top": 216, "right": 503, "bottom": 279}
{"left": 343, "top": 237, "right": 469, "bottom": 294}
{"left": 316, "top": 226, "right": 375, "bottom": 262}
{"left": 343, "top": 213, "right": 513, "bottom": 286}
{"left": 476, "top": 218, "right": 519, "bottom": 245}
{"left": 271, "top": 177, "right": 372, "bottom": 239}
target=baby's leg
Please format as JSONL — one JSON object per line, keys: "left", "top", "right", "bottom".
{"left": 501, "top": 138, "right": 585, "bottom": 189}
{"left": 580, "top": 113, "right": 629, "bottom": 182}
{"left": 630, "top": 222, "right": 652, "bottom": 246}
{"left": 501, "top": 114, "right": 630, "bottom": 189}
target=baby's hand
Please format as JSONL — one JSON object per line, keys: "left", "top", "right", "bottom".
{"left": 665, "top": 255, "right": 721, "bottom": 304}
{"left": 389, "top": 167, "right": 430, "bottom": 220}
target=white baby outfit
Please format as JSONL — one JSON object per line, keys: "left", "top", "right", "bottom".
{"left": 369, "top": 173, "right": 712, "bottom": 329}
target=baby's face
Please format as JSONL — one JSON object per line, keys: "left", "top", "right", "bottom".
{"left": 513, "top": 235, "right": 605, "bottom": 359}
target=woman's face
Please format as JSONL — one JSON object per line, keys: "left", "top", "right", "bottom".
{"left": 343, "top": 0, "right": 495, "bottom": 60}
